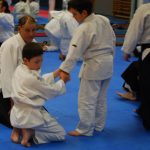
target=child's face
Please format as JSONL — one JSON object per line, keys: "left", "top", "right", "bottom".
{"left": 24, "top": 55, "right": 43, "bottom": 71}
{"left": 69, "top": 8, "right": 88, "bottom": 23}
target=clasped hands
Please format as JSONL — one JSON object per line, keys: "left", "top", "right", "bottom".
{"left": 54, "top": 69, "right": 70, "bottom": 83}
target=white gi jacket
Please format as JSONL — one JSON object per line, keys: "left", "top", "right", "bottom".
{"left": 29, "top": 1, "right": 40, "bottom": 18}
{"left": 59, "top": 11, "right": 78, "bottom": 55}
{"left": 122, "top": 3, "right": 150, "bottom": 59}
{"left": 45, "top": 11, "right": 63, "bottom": 39}
{"left": 0, "top": 13, "right": 14, "bottom": 43}
{"left": 0, "top": 33, "right": 34, "bottom": 98}
{"left": 13, "top": 1, "right": 30, "bottom": 19}
{"left": 10, "top": 64, "right": 66, "bottom": 128}
{"left": 60, "top": 14, "right": 116, "bottom": 80}
{"left": 45, "top": 10, "right": 78, "bottom": 55}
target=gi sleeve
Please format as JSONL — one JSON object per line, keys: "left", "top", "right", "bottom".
{"left": 1, "top": 43, "right": 20, "bottom": 98}
{"left": 23, "top": 75, "right": 66, "bottom": 101}
{"left": 59, "top": 25, "right": 92, "bottom": 73}
{"left": 122, "top": 6, "right": 145, "bottom": 54}
{"left": 0, "top": 14, "right": 14, "bottom": 29}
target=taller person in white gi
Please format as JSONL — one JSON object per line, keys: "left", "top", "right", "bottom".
{"left": 122, "top": 2, "right": 150, "bottom": 130}
{"left": 59, "top": 0, "right": 116, "bottom": 136}
{"left": 0, "top": 15, "right": 37, "bottom": 128}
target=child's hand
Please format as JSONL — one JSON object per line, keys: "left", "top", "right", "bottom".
{"left": 53, "top": 69, "right": 61, "bottom": 78}
{"left": 60, "top": 71, "right": 70, "bottom": 83}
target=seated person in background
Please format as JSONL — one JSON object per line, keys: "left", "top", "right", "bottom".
{"left": 10, "top": 42, "right": 69, "bottom": 147}
{"left": 13, "top": 0, "right": 29, "bottom": 20}
{"left": 116, "top": 60, "right": 140, "bottom": 101}
{"left": 0, "top": 0, "right": 14, "bottom": 46}
{"left": 13, "top": 0, "right": 39, "bottom": 21}
{"left": 29, "top": 0, "right": 39, "bottom": 18}
{"left": 44, "top": 8, "right": 78, "bottom": 61}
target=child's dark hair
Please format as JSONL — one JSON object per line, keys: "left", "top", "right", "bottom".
{"left": 22, "top": 42, "right": 43, "bottom": 60}
{"left": 68, "top": 0, "right": 93, "bottom": 15}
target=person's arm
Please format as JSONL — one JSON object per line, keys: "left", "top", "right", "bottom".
{"left": 49, "top": 0, "right": 56, "bottom": 11}
{"left": 65, "top": 12, "right": 78, "bottom": 36}
{"left": 1, "top": 42, "right": 19, "bottom": 98}
{"left": 122, "top": 6, "right": 145, "bottom": 60}
{"left": 59, "top": 25, "right": 91, "bottom": 73}
{"left": 49, "top": 0, "right": 56, "bottom": 18}
{"left": 0, "top": 14, "right": 14, "bottom": 29}
{"left": 24, "top": 74, "right": 66, "bottom": 100}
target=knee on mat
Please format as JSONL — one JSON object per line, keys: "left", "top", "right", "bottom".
{"left": 58, "top": 130, "right": 66, "bottom": 141}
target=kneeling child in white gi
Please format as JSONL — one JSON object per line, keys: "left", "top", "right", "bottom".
{"left": 10, "top": 42, "right": 69, "bottom": 147}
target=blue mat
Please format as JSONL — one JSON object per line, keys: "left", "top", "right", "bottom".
{"left": 116, "top": 37, "right": 124, "bottom": 43}
{"left": 108, "top": 16, "right": 129, "bottom": 25}
{"left": 1, "top": 47, "right": 150, "bottom": 150}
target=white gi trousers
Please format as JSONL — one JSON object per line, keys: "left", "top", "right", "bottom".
{"left": 76, "top": 78, "right": 111, "bottom": 136}
{"left": 33, "top": 108, "right": 66, "bottom": 144}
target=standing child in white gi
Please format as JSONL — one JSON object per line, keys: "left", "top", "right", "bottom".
{"left": 58, "top": 0, "right": 116, "bottom": 136}
{"left": 10, "top": 42, "right": 69, "bottom": 147}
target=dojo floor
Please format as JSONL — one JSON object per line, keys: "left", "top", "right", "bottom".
{"left": 0, "top": 7, "right": 150, "bottom": 150}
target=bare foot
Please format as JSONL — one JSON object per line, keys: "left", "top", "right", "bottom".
{"left": 21, "top": 129, "right": 34, "bottom": 147}
{"left": 68, "top": 130, "right": 81, "bottom": 136}
{"left": 11, "top": 128, "right": 20, "bottom": 143}
{"left": 116, "top": 91, "right": 136, "bottom": 101}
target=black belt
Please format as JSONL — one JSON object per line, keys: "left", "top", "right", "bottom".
{"left": 139, "top": 43, "right": 150, "bottom": 52}
{"left": 136, "top": 43, "right": 150, "bottom": 61}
